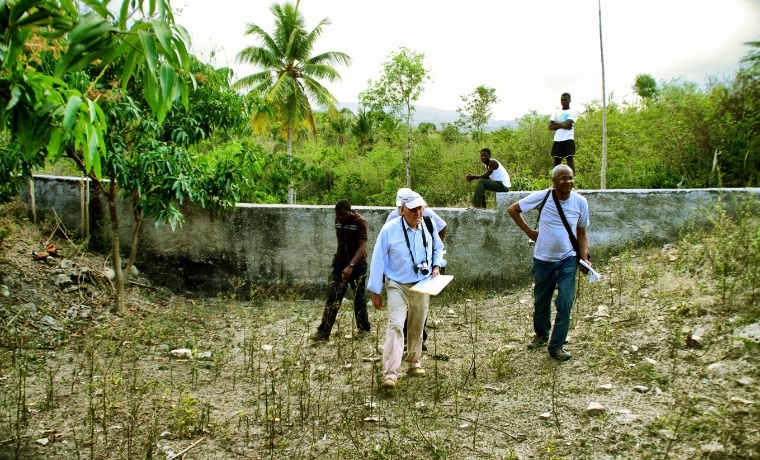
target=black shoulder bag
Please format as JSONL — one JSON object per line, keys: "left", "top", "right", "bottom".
{"left": 422, "top": 216, "right": 445, "bottom": 275}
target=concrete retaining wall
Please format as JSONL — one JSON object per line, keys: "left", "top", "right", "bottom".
{"left": 23, "top": 175, "right": 759, "bottom": 297}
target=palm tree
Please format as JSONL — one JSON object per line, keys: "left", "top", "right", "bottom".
{"left": 325, "top": 107, "right": 355, "bottom": 148}
{"left": 234, "top": 1, "right": 351, "bottom": 204}
{"left": 352, "top": 109, "right": 375, "bottom": 155}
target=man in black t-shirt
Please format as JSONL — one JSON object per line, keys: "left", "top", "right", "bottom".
{"left": 310, "top": 199, "right": 371, "bottom": 341}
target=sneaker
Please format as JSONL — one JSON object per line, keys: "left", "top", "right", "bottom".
{"left": 549, "top": 348, "right": 572, "bottom": 361}
{"left": 408, "top": 367, "right": 426, "bottom": 377}
{"left": 309, "top": 331, "right": 329, "bottom": 342}
{"left": 380, "top": 377, "right": 396, "bottom": 389}
{"left": 527, "top": 334, "right": 549, "bottom": 350}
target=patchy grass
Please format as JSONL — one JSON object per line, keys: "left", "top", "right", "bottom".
{"left": 0, "top": 198, "right": 758, "bottom": 459}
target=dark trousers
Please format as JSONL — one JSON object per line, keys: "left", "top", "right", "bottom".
{"left": 532, "top": 256, "right": 577, "bottom": 351}
{"left": 472, "top": 179, "right": 509, "bottom": 208}
{"left": 317, "top": 259, "right": 370, "bottom": 337}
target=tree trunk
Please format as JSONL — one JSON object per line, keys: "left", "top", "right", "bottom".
{"left": 79, "top": 174, "right": 90, "bottom": 239}
{"left": 106, "top": 182, "right": 125, "bottom": 313}
{"left": 598, "top": 0, "right": 608, "bottom": 190}
{"left": 85, "top": 176, "right": 90, "bottom": 238}
{"left": 405, "top": 105, "right": 412, "bottom": 188}
{"left": 287, "top": 128, "right": 295, "bottom": 204}
{"left": 27, "top": 176, "right": 36, "bottom": 223}
{"left": 125, "top": 209, "right": 143, "bottom": 280}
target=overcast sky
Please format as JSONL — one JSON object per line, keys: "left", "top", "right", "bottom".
{"left": 174, "top": 0, "right": 760, "bottom": 121}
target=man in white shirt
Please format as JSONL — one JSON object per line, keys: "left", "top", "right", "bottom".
{"left": 507, "top": 165, "right": 590, "bottom": 361}
{"left": 465, "top": 148, "right": 511, "bottom": 209}
{"left": 548, "top": 92, "right": 578, "bottom": 172}
{"left": 369, "top": 191, "right": 445, "bottom": 389}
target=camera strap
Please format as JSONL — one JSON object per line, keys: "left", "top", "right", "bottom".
{"left": 401, "top": 218, "right": 429, "bottom": 268}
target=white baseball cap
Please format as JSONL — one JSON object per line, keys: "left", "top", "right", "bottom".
{"left": 399, "top": 191, "right": 426, "bottom": 210}
{"left": 395, "top": 188, "right": 413, "bottom": 207}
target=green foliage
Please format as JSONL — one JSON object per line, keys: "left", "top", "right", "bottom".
{"left": 360, "top": 47, "right": 431, "bottom": 187}
{"left": 633, "top": 73, "right": 659, "bottom": 100}
{"left": 440, "top": 123, "right": 465, "bottom": 144}
{"left": 234, "top": 1, "right": 350, "bottom": 137}
{"left": 233, "top": 1, "right": 350, "bottom": 203}
{"left": 5, "top": 12, "right": 759, "bottom": 211}
{"left": 359, "top": 47, "right": 431, "bottom": 120}
{"left": 0, "top": 0, "right": 214, "bottom": 311}
{"left": 456, "top": 85, "right": 499, "bottom": 134}
{"left": 0, "top": 0, "right": 195, "bottom": 179}
{"left": 678, "top": 196, "right": 760, "bottom": 316}
{"left": 203, "top": 47, "right": 760, "bottom": 205}
{"left": 164, "top": 61, "right": 249, "bottom": 146}
{"left": 351, "top": 108, "right": 376, "bottom": 154}
{"left": 418, "top": 122, "right": 436, "bottom": 134}
{"left": 169, "top": 393, "right": 210, "bottom": 439}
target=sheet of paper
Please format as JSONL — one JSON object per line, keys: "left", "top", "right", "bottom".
{"left": 579, "top": 260, "right": 601, "bottom": 283}
{"left": 410, "top": 275, "right": 454, "bottom": 295}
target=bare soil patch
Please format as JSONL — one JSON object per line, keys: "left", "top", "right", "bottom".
{"left": 1, "top": 201, "right": 758, "bottom": 459}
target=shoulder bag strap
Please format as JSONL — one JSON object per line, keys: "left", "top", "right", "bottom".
{"left": 551, "top": 189, "right": 580, "bottom": 253}
{"left": 423, "top": 215, "right": 435, "bottom": 259}
{"left": 534, "top": 189, "right": 552, "bottom": 229}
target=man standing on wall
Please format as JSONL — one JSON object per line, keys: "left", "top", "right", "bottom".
{"left": 548, "top": 92, "right": 578, "bottom": 172}
{"left": 465, "top": 147, "right": 511, "bottom": 209}
{"left": 507, "top": 165, "right": 590, "bottom": 361}
{"left": 369, "top": 191, "right": 444, "bottom": 389}
{"left": 310, "top": 199, "right": 371, "bottom": 342}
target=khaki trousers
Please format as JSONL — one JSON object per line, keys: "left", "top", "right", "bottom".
{"left": 383, "top": 279, "right": 429, "bottom": 380}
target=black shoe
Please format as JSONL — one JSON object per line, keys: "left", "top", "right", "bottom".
{"left": 527, "top": 334, "right": 549, "bottom": 350}
{"left": 309, "top": 331, "right": 329, "bottom": 342}
{"left": 354, "top": 329, "right": 371, "bottom": 340}
{"left": 549, "top": 348, "right": 572, "bottom": 361}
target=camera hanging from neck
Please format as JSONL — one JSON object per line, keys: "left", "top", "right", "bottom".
{"left": 401, "top": 218, "right": 430, "bottom": 274}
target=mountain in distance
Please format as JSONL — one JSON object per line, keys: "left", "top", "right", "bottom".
{"left": 336, "top": 102, "right": 517, "bottom": 131}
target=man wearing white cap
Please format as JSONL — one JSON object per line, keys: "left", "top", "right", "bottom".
{"left": 385, "top": 188, "right": 448, "bottom": 241}
{"left": 386, "top": 188, "right": 447, "bottom": 351}
{"left": 368, "top": 191, "right": 445, "bottom": 389}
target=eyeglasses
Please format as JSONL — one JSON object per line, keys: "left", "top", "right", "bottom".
{"left": 555, "top": 175, "right": 575, "bottom": 182}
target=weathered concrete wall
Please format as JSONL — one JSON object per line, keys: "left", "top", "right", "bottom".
{"left": 23, "top": 175, "right": 759, "bottom": 297}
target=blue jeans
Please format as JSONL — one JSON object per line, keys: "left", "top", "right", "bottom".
{"left": 317, "top": 259, "right": 369, "bottom": 337}
{"left": 532, "top": 256, "right": 577, "bottom": 351}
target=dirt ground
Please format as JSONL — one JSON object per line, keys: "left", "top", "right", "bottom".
{"left": 0, "top": 204, "right": 758, "bottom": 459}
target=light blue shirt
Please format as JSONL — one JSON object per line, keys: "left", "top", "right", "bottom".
{"left": 368, "top": 216, "right": 444, "bottom": 294}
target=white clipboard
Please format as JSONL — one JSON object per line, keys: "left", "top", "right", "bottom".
{"left": 410, "top": 275, "right": 454, "bottom": 295}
